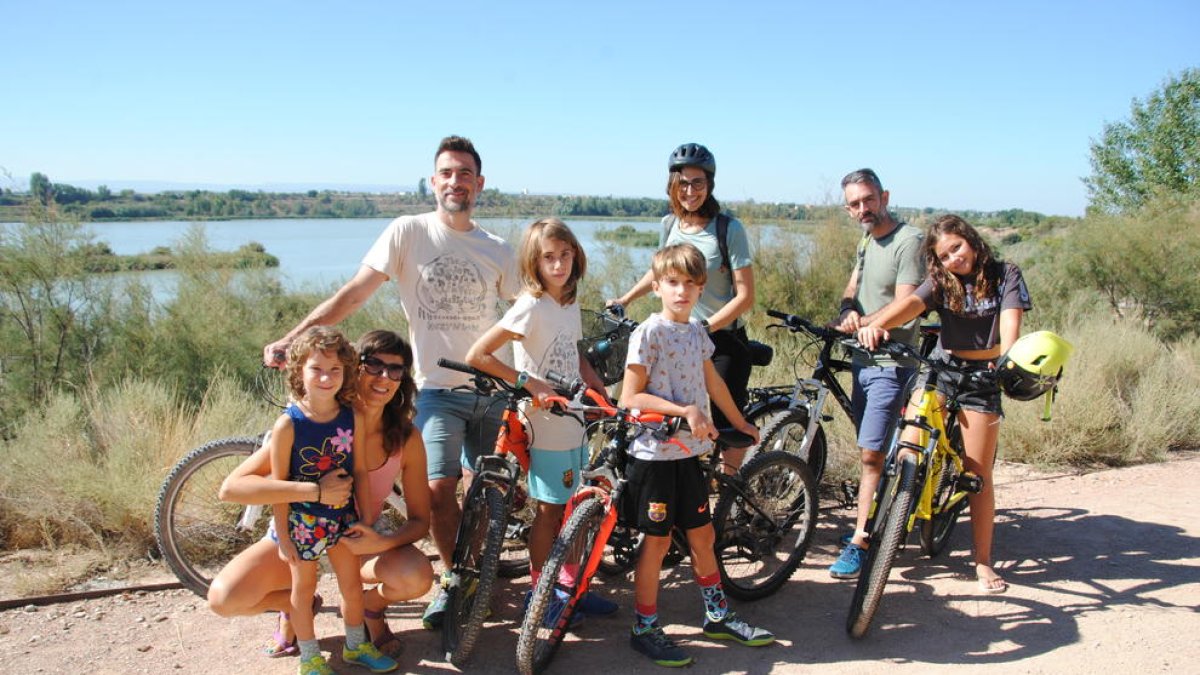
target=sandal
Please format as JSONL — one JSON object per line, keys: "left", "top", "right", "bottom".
{"left": 364, "top": 606, "right": 397, "bottom": 650}
{"left": 264, "top": 593, "right": 324, "bottom": 658}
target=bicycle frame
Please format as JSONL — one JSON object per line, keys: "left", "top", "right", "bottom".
{"left": 885, "top": 388, "right": 969, "bottom": 533}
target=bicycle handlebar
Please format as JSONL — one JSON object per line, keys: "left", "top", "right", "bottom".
{"left": 766, "top": 308, "right": 863, "bottom": 351}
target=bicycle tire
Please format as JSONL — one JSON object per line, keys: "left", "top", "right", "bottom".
{"left": 920, "top": 420, "right": 969, "bottom": 557}
{"left": 752, "top": 407, "right": 828, "bottom": 484}
{"left": 498, "top": 472, "right": 535, "bottom": 578}
{"left": 154, "top": 436, "right": 265, "bottom": 598}
{"left": 846, "top": 452, "right": 919, "bottom": 638}
{"left": 443, "top": 485, "right": 507, "bottom": 668}
{"left": 712, "top": 450, "right": 818, "bottom": 601}
{"left": 515, "top": 495, "right": 606, "bottom": 675}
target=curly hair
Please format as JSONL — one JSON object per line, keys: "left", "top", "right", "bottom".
{"left": 356, "top": 329, "right": 417, "bottom": 457}
{"left": 518, "top": 217, "right": 586, "bottom": 305}
{"left": 285, "top": 326, "right": 358, "bottom": 407}
{"left": 924, "top": 214, "right": 1001, "bottom": 314}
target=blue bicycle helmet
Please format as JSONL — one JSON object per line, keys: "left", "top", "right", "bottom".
{"left": 669, "top": 143, "right": 716, "bottom": 175}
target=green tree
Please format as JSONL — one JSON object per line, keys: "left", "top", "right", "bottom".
{"left": 417, "top": 177, "right": 428, "bottom": 199}
{"left": 29, "top": 172, "right": 53, "bottom": 205}
{"left": 1085, "top": 68, "right": 1200, "bottom": 214}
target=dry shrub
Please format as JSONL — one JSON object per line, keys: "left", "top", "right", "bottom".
{"left": 0, "top": 372, "right": 277, "bottom": 564}
{"left": 1001, "top": 310, "right": 1200, "bottom": 466}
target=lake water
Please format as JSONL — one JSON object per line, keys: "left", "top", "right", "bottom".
{"left": 4, "top": 216, "right": 804, "bottom": 299}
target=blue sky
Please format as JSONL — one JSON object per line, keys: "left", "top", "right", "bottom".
{"left": 2, "top": 1, "right": 1196, "bottom": 216}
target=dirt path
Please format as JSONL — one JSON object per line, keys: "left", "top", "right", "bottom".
{"left": 2, "top": 454, "right": 1198, "bottom": 674}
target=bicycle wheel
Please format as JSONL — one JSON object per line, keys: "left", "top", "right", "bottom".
{"left": 443, "top": 485, "right": 507, "bottom": 668}
{"left": 712, "top": 450, "right": 817, "bottom": 601}
{"left": 154, "top": 436, "right": 265, "bottom": 598}
{"left": 516, "top": 495, "right": 606, "bottom": 675}
{"left": 498, "top": 472, "right": 535, "bottom": 578}
{"left": 754, "top": 408, "right": 828, "bottom": 484}
{"left": 846, "top": 452, "right": 919, "bottom": 638}
{"left": 920, "top": 421, "right": 969, "bottom": 557}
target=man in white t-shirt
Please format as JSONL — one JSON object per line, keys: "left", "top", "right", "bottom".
{"left": 264, "top": 135, "right": 519, "bottom": 629}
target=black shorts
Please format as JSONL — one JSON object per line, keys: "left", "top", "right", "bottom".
{"left": 912, "top": 347, "right": 1003, "bottom": 415}
{"left": 620, "top": 456, "right": 711, "bottom": 537}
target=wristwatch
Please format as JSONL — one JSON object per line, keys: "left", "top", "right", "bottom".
{"left": 700, "top": 319, "right": 712, "bottom": 333}
{"left": 515, "top": 371, "right": 529, "bottom": 389}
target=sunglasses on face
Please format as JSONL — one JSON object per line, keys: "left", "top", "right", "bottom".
{"left": 360, "top": 355, "right": 406, "bottom": 381}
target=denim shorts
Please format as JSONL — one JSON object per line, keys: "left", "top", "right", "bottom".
{"left": 527, "top": 445, "right": 587, "bottom": 505}
{"left": 851, "top": 365, "right": 916, "bottom": 452}
{"left": 415, "top": 388, "right": 504, "bottom": 479}
{"left": 911, "top": 348, "right": 1003, "bottom": 415}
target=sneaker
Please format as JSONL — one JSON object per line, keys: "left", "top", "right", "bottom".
{"left": 298, "top": 654, "right": 334, "bottom": 675}
{"left": 577, "top": 591, "right": 619, "bottom": 617}
{"left": 630, "top": 622, "right": 693, "bottom": 667}
{"left": 702, "top": 611, "right": 775, "bottom": 647}
{"left": 421, "top": 585, "right": 449, "bottom": 630}
{"left": 839, "top": 531, "right": 854, "bottom": 546}
{"left": 342, "top": 641, "right": 399, "bottom": 673}
{"left": 829, "top": 543, "right": 867, "bottom": 579}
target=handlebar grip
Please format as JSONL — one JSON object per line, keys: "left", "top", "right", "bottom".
{"left": 437, "top": 358, "right": 478, "bottom": 376}
{"left": 766, "top": 309, "right": 789, "bottom": 320}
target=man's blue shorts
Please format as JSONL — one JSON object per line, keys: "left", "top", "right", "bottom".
{"left": 851, "top": 365, "right": 916, "bottom": 452}
{"left": 415, "top": 388, "right": 503, "bottom": 480}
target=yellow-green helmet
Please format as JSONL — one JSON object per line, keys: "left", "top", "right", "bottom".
{"left": 996, "top": 331, "right": 1074, "bottom": 401}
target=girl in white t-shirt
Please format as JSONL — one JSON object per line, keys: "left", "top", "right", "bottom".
{"left": 466, "top": 217, "right": 617, "bottom": 618}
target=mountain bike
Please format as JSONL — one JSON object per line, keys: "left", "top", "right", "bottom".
{"left": 845, "top": 340, "right": 987, "bottom": 639}
{"left": 436, "top": 357, "right": 580, "bottom": 668}
{"left": 744, "top": 309, "right": 941, "bottom": 484}
{"left": 515, "top": 375, "right": 817, "bottom": 675}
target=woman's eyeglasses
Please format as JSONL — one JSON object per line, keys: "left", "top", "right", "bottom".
{"left": 679, "top": 178, "right": 708, "bottom": 193}
{"left": 360, "top": 355, "right": 406, "bottom": 381}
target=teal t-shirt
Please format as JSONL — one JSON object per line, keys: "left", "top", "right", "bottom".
{"left": 851, "top": 222, "right": 925, "bottom": 367}
{"left": 661, "top": 214, "right": 754, "bottom": 328}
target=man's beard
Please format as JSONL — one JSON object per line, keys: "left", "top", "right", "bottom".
{"left": 438, "top": 192, "right": 474, "bottom": 213}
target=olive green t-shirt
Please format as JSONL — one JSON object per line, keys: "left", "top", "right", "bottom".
{"left": 851, "top": 222, "right": 925, "bottom": 367}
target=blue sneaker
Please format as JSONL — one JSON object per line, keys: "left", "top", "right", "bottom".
{"left": 829, "top": 543, "right": 867, "bottom": 579}
{"left": 342, "top": 641, "right": 399, "bottom": 673}
{"left": 577, "top": 591, "right": 618, "bottom": 617}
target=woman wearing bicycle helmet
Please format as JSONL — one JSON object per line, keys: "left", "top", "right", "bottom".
{"left": 611, "top": 143, "right": 756, "bottom": 456}
{"left": 207, "top": 330, "right": 433, "bottom": 661}
{"left": 856, "top": 214, "right": 1032, "bottom": 594}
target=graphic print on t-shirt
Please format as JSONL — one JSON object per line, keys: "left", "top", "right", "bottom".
{"left": 537, "top": 330, "right": 578, "bottom": 379}
{"left": 416, "top": 254, "right": 489, "bottom": 330}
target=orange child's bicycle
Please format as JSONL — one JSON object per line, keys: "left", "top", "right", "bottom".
{"left": 515, "top": 374, "right": 818, "bottom": 675}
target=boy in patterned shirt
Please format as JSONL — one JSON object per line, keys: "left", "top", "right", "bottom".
{"left": 620, "top": 243, "right": 775, "bottom": 667}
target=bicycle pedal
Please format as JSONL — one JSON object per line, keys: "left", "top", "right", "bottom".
{"left": 957, "top": 472, "right": 984, "bottom": 494}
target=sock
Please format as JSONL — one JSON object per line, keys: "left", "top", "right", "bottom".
{"left": 633, "top": 603, "right": 658, "bottom": 635}
{"left": 345, "top": 623, "right": 366, "bottom": 650}
{"left": 298, "top": 639, "right": 321, "bottom": 662}
{"left": 697, "top": 571, "right": 728, "bottom": 623}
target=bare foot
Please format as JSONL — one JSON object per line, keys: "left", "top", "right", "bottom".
{"left": 976, "top": 563, "right": 1008, "bottom": 594}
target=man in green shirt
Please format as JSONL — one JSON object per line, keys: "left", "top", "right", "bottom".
{"left": 829, "top": 168, "right": 925, "bottom": 579}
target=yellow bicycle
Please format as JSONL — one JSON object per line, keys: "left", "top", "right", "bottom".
{"left": 845, "top": 340, "right": 987, "bottom": 638}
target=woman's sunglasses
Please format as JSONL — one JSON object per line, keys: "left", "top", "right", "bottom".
{"left": 360, "top": 355, "right": 407, "bottom": 382}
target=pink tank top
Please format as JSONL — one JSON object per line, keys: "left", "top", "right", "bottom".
{"left": 368, "top": 452, "right": 404, "bottom": 511}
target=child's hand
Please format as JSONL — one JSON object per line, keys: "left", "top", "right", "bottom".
{"left": 525, "top": 378, "right": 557, "bottom": 409}
{"left": 277, "top": 537, "right": 300, "bottom": 564}
{"left": 684, "top": 405, "right": 716, "bottom": 441}
{"left": 734, "top": 419, "right": 760, "bottom": 445}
